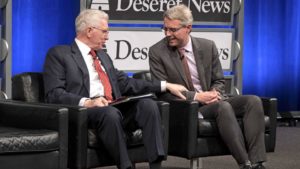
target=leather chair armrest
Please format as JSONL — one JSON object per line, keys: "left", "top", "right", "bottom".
{"left": 260, "top": 97, "right": 277, "bottom": 117}
{"left": 0, "top": 100, "right": 68, "bottom": 131}
{"left": 261, "top": 97, "right": 277, "bottom": 126}
{"left": 260, "top": 97, "right": 277, "bottom": 128}
{"left": 260, "top": 97, "right": 277, "bottom": 152}
{"left": 168, "top": 100, "right": 199, "bottom": 158}
{"left": 35, "top": 103, "right": 88, "bottom": 169}
{"left": 156, "top": 101, "right": 169, "bottom": 155}
{"left": 67, "top": 106, "right": 88, "bottom": 169}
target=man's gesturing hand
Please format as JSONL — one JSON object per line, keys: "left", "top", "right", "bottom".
{"left": 166, "top": 82, "right": 188, "bottom": 100}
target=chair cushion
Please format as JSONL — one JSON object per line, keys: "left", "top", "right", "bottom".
{"left": 0, "top": 126, "right": 59, "bottom": 154}
{"left": 198, "top": 115, "right": 271, "bottom": 137}
{"left": 88, "top": 129, "right": 143, "bottom": 148}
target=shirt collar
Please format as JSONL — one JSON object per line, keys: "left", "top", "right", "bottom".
{"left": 75, "top": 38, "right": 91, "bottom": 56}
{"left": 181, "top": 36, "right": 193, "bottom": 53}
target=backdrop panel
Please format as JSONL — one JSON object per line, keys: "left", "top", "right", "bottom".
{"left": 107, "top": 28, "right": 234, "bottom": 71}
{"left": 88, "top": 0, "right": 234, "bottom": 25}
{"left": 244, "top": 0, "right": 300, "bottom": 111}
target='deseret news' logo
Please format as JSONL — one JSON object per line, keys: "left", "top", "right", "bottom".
{"left": 89, "top": 0, "right": 233, "bottom": 24}
{"left": 90, "top": 0, "right": 231, "bottom": 13}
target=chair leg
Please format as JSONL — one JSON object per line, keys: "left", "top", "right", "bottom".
{"left": 190, "top": 158, "right": 203, "bottom": 169}
{"left": 132, "top": 163, "right": 136, "bottom": 169}
{"left": 198, "top": 158, "right": 203, "bottom": 169}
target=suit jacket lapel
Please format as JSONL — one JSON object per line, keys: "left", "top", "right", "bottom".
{"left": 96, "top": 51, "right": 109, "bottom": 74}
{"left": 191, "top": 37, "right": 208, "bottom": 91}
{"left": 71, "top": 42, "right": 90, "bottom": 92}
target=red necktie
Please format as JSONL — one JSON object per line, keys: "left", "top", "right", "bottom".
{"left": 179, "top": 48, "right": 194, "bottom": 91}
{"left": 89, "top": 50, "right": 113, "bottom": 101}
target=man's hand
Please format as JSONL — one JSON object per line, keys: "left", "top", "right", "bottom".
{"left": 84, "top": 97, "right": 110, "bottom": 108}
{"left": 195, "top": 89, "right": 221, "bottom": 104}
{"left": 166, "top": 82, "right": 188, "bottom": 100}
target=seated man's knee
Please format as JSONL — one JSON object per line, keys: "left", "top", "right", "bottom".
{"left": 138, "top": 98, "right": 158, "bottom": 110}
{"left": 136, "top": 98, "right": 160, "bottom": 117}
{"left": 93, "top": 106, "right": 122, "bottom": 124}
{"left": 88, "top": 106, "right": 122, "bottom": 129}
{"left": 244, "top": 95, "right": 264, "bottom": 119}
{"left": 102, "top": 106, "right": 122, "bottom": 122}
{"left": 245, "top": 95, "right": 262, "bottom": 107}
{"left": 216, "top": 101, "right": 235, "bottom": 118}
{"left": 217, "top": 101, "right": 233, "bottom": 112}
{"left": 137, "top": 98, "right": 156, "bottom": 106}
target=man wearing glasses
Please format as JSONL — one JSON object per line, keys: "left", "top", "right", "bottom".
{"left": 149, "top": 4, "right": 266, "bottom": 169}
{"left": 43, "top": 9, "right": 187, "bottom": 169}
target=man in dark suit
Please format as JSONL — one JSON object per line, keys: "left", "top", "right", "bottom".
{"left": 149, "top": 4, "right": 266, "bottom": 169}
{"left": 43, "top": 9, "right": 187, "bottom": 169}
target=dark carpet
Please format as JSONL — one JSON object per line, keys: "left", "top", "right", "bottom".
{"left": 98, "top": 125, "right": 300, "bottom": 169}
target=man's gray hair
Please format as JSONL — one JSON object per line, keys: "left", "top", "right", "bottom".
{"left": 164, "top": 4, "right": 193, "bottom": 26}
{"left": 75, "top": 9, "right": 109, "bottom": 33}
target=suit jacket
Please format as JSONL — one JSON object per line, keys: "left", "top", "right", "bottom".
{"left": 149, "top": 36, "right": 226, "bottom": 101}
{"left": 43, "top": 41, "right": 161, "bottom": 105}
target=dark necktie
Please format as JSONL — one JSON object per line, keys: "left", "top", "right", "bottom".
{"left": 179, "top": 48, "right": 194, "bottom": 91}
{"left": 89, "top": 50, "right": 113, "bottom": 101}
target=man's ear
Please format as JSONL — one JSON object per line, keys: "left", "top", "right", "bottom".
{"left": 186, "top": 24, "right": 192, "bottom": 33}
{"left": 86, "top": 27, "right": 93, "bottom": 38}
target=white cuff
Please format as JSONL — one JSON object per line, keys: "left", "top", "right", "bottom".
{"left": 193, "top": 92, "right": 198, "bottom": 100}
{"left": 161, "top": 81, "right": 167, "bottom": 92}
{"left": 79, "top": 97, "right": 89, "bottom": 107}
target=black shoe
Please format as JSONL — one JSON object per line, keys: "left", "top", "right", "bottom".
{"left": 149, "top": 161, "right": 161, "bottom": 169}
{"left": 149, "top": 155, "right": 164, "bottom": 169}
{"left": 252, "top": 163, "right": 266, "bottom": 169}
{"left": 241, "top": 165, "right": 252, "bottom": 169}
{"left": 240, "top": 160, "right": 252, "bottom": 169}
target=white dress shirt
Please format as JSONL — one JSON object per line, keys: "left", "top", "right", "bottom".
{"left": 75, "top": 38, "right": 106, "bottom": 106}
{"left": 181, "top": 37, "right": 204, "bottom": 119}
{"left": 75, "top": 38, "right": 166, "bottom": 106}
{"left": 181, "top": 36, "right": 203, "bottom": 92}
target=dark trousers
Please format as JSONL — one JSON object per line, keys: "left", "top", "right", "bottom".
{"left": 87, "top": 98, "right": 165, "bottom": 169}
{"left": 199, "top": 95, "right": 266, "bottom": 164}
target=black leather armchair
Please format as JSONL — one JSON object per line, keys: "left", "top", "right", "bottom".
{"left": 0, "top": 99, "right": 68, "bottom": 169}
{"left": 133, "top": 71, "right": 277, "bottom": 169}
{"left": 11, "top": 72, "right": 169, "bottom": 169}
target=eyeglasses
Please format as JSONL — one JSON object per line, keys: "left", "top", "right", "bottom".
{"left": 162, "top": 26, "right": 185, "bottom": 33}
{"left": 91, "top": 27, "right": 109, "bottom": 34}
